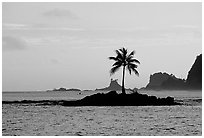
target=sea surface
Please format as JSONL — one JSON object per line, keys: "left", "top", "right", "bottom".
{"left": 2, "top": 90, "right": 202, "bottom": 136}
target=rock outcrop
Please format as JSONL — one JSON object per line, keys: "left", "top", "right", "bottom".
{"left": 2, "top": 91, "right": 180, "bottom": 106}
{"left": 145, "top": 72, "right": 186, "bottom": 90}
{"left": 145, "top": 72, "right": 171, "bottom": 90}
{"left": 186, "top": 54, "right": 202, "bottom": 89}
{"left": 96, "top": 79, "right": 123, "bottom": 91}
{"left": 144, "top": 54, "right": 202, "bottom": 90}
{"left": 161, "top": 76, "right": 186, "bottom": 90}
{"left": 61, "top": 91, "right": 179, "bottom": 106}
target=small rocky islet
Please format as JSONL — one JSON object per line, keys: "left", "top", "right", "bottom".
{"left": 2, "top": 90, "right": 179, "bottom": 106}
{"left": 46, "top": 87, "right": 81, "bottom": 92}
{"left": 61, "top": 91, "right": 178, "bottom": 106}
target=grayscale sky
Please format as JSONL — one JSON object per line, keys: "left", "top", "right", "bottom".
{"left": 2, "top": 2, "right": 202, "bottom": 91}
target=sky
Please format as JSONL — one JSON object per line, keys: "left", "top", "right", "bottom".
{"left": 2, "top": 2, "right": 202, "bottom": 91}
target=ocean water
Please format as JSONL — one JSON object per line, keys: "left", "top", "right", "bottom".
{"left": 2, "top": 90, "right": 202, "bottom": 136}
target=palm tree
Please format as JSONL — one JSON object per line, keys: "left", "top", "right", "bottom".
{"left": 109, "top": 47, "right": 140, "bottom": 94}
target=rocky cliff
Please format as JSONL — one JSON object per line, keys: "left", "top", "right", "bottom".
{"left": 145, "top": 72, "right": 170, "bottom": 90}
{"left": 145, "top": 54, "right": 202, "bottom": 90}
{"left": 145, "top": 72, "right": 186, "bottom": 90}
{"left": 186, "top": 54, "right": 202, "bottom": 89}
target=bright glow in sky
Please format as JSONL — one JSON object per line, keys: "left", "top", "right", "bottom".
{"left": 2, "top": 2, "right": 202, "bottom": 91}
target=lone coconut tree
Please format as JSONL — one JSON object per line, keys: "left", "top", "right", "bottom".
{"left": 109, "top": 47, "right": 140, "bottom": 94}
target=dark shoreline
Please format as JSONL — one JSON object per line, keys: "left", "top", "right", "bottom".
{"left": 2, "top": 91, "right": 181, "bottom": 106}
{"left": 2, "top": 100, "right": 67, "bottom": 106}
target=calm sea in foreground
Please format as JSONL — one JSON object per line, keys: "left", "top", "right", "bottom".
{"left": 2, "top": 90, "right": 202, "bottom": 136}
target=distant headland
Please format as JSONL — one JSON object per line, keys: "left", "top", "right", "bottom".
{"left": 48, "top": 79, "right": 130, "bottom": 93}
{"left": 46, "top": 54, "right": 201, "bottom": 92}
{"left": 143, "top": 54, "right": 202, "bottom": 91}
{"left": 47, "top": 87, "right": 81, "bottom": 92}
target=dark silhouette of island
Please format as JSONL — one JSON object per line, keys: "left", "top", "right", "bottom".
{"left": 61, "top": 91, "right": 179, "bottom": 106}
{"left": 145, "top": 72, "right": 186, "bottom": 90}
{"left": 95, "top": 79, "right": 131, "bottom": 91}
{"left": 3, "top": 91, "right": 179, "bottom": 106}
{"left": 144, "top": 54, "right": 202, "bottom": 91}
{"left": 47, "top": 87, "right": 81, "bottom": 92}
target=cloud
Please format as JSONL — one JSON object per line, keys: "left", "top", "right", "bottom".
{"left": 173, "top": 25, "right": 200, "bottom": 29}
{"left": 2, "top": 36, "right": 27, "bottom": 51}
{"left": 43, "top": 9, "right": 78, "bottom": 19}
{"left": 3, "top": 23, "right": 84, "bottom": 31}
{"left": 2, "top": 23, "right": 28, "bottom": 30}
{"left": 50, "top": 59, "right": 60, "bottom": 64}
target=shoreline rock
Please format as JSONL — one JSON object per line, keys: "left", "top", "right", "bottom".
{"left": 61, "top": 91, "right": 179, "bottom": 106}
{"left": 3, "top": 91, "right": 180, "bottom": 106}
{"left": 95, "top": 79, "right": 132, "bottom": 91}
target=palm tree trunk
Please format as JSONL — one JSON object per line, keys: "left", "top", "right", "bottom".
{"left": 122, "top": 65, "right": 126, "bottom": 94}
